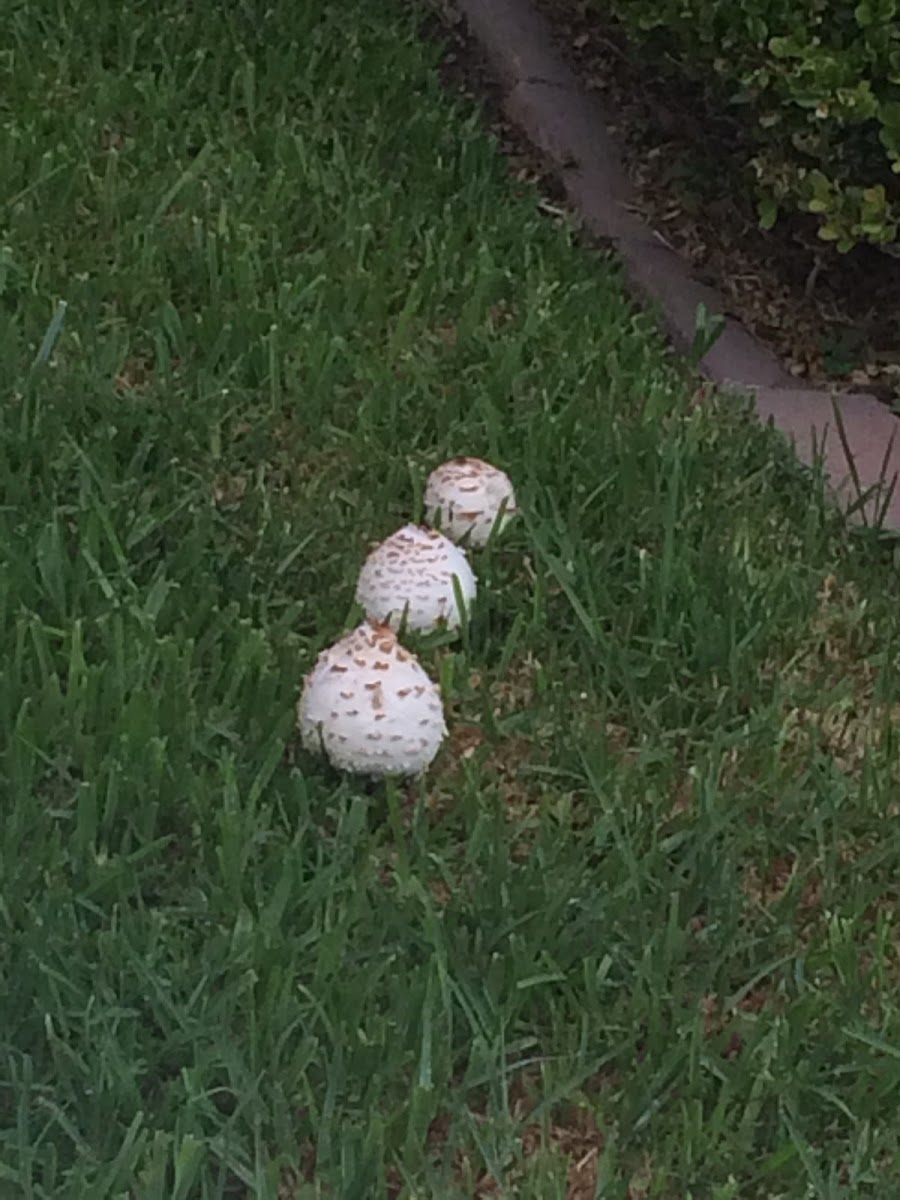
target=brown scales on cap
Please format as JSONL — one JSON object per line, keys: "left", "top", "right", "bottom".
{"left": 355, "top": 524, "right": 477, "bottom": 635}
{"left": 423, "top": 457, "right": 518, "bottom": 548}
{"left": 297, "top": 621, "right": 448, "bottom": 778}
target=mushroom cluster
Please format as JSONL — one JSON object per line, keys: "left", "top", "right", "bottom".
{"left": 297, "top": 456, "right": 517, "bottom": 779}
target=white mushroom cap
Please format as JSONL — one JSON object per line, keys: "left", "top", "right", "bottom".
{"left": 423, "top": 457, "right": 517, "bottom": 548}
{"left": 297, "top": 621, "right": 447, "bottom": 777}
{"left": 355, "top": 523, "right": 477, "bottom": 634}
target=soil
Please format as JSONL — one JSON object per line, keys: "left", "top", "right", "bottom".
{"left": 531, "top": 0, "right": 900, "bottom": 404}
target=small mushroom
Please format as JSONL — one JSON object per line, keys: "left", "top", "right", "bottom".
{"left": 355, "top": 523, "right": 477, "bottom": 634}
{"left": 297, "top": 620, "right": 447, "bottom": 777}
{"left": 424, "top": 457, "right": 517, "bottom": 548}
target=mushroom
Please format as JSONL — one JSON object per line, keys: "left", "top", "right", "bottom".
{"left": 297, "top": 620, "right": 447, "bottom": 777}
{"left": 423, "top": 457, "right": 517, "bottom": 548}
{"left": 355, "top": 523, "right": 477, "bottom": 634}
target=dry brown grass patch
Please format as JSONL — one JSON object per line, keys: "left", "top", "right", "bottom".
{"left": 767, "top": 574, "right": 900, "bottom": 780}
{"left": 412, "top": 1074, "right": 607, "bottom": 1199}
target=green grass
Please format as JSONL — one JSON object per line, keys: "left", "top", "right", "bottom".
{"left": 3, "top": 1, "right": 900, "bottom": 1197}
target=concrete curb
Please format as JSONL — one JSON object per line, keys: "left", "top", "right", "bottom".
{"left": 452, "top": 0, "right": 900, "bottom": 527}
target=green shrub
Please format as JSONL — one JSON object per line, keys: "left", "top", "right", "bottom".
{"left": 603, "top": 0, "right": 900, "bottom": 252}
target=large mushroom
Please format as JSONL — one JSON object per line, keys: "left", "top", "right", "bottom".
{"left": 423, "top": 457, "right": 517, "bottom": 548}
{"left": 297, "top": 620, "right": 447, "bottom": 777}
{"left": 355, "top": 523, "right": 476, "bottom": 635}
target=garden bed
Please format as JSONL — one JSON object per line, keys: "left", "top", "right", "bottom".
{"left": 534, "top": 0, "right": 900, "bottom": 404}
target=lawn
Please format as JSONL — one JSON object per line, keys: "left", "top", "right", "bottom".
{"left": 3, "top": 1, "right": 900, "bottom": 1197}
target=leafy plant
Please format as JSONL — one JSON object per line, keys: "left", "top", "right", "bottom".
{"left": 604, "top": 0, "right": 900, "bottom": 252}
